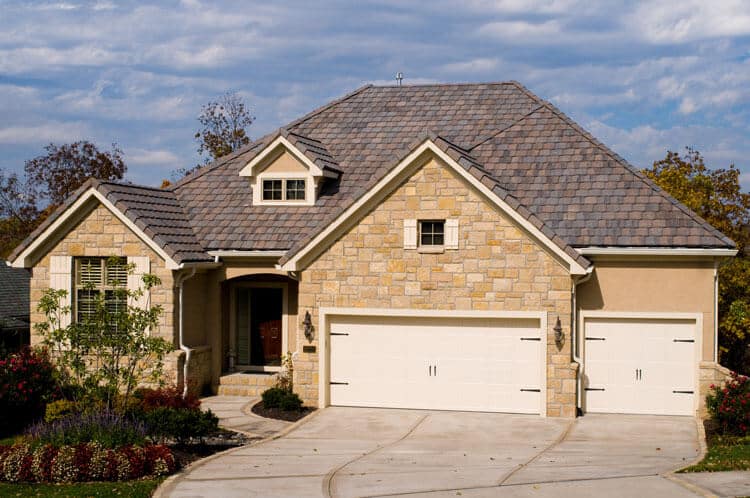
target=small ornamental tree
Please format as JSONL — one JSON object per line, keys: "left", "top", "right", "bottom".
{"left": 706, "top": 371, "right": 750, "bottom": 435}
{"left": 34, "top": 258, "right": 172, "bottom": 411}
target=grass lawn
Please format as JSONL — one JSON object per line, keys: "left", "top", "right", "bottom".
{"left": 680, "top": 434, "right": 750, "bottom": 472}
{"left": 0, "top": 479, "right": 162, "bottom": 497}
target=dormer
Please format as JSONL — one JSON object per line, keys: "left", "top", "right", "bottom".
{"left": 239, "top": 130, "right": 341, "bottom": 206}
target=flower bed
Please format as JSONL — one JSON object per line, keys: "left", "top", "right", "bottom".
{"left": 0, "top": 442, "right": 175, "bottom": 483}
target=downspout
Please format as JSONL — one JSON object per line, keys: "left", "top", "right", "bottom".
{"left": 572, "top": 269, "right": 594, "bottom": 415}
{"left": 713, "top": 260, "right": 719, "bottom": 363}
{"left": 176, "top": 266, "right": 197, "bottom": 398}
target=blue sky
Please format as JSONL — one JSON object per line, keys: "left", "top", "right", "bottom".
{"left": 1, "top": 0, "right": 750, "bottom": 188}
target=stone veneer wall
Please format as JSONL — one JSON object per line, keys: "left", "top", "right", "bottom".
{"left": 28, "top": 203, "right": 179, "bottom": 379}
{"left": 698, "top": 361, "right": 732, "bottom": 418}
{"left": 296, "top": 157, "right": 577, "bottom": 417}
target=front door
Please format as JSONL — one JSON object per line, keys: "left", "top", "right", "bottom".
{"left": 235, "top": 287, "right": 283, "bottom": 367}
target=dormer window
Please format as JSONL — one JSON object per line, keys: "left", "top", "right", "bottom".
{"left": 261, "top": 179, "right": 306, "bottom": 202}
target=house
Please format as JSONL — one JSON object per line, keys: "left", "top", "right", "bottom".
{"left": 0, "top": 262, "right": 30, "bottom": 354}
{"left": 8, "top": 82, "right": 736, "bottom": 418}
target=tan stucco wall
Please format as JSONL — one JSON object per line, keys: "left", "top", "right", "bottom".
{"left": 296, "top": 156, "right": 577, "bottom": 417}
{"left": 261, "top": 149, "right": 308, "bottom": 174}
{"left": 577, "top": 260, "right": 716, "bottom": 360}
{"left": 28, "top": 202, "right": 175, "bottom": 344}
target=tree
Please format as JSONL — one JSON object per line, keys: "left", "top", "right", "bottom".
{"left": 194, "top": 92, "right": 254, "bottom": 163}
{"left": 0, "top": 141, "right": 126, "bottom": 259}
{"left": 643, "top": 148, "right": 750, "bottom": 373}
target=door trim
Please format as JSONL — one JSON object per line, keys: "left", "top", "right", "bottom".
{"left": 229, "top": 282, "right": 288, "bottom": 372}
{"left": 579, "top": 311, "right": 702, "bottom": 416}
{"left": 318, "top": 307, "right": 548, "bottom": 416}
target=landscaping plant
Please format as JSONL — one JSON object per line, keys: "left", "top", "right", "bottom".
{"left": 706, "top": 371, "right": 750, "bottom": 435}
{"left": 0, "top": 348, "right": 59, "bottom": 436}
{"left": 26, "top": 411, "right": 148, "bottom": 448}
{"left": 34, "top": 259, "right": 172, "bottom": 411}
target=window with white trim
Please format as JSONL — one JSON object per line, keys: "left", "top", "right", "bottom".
{"left": 74, "top": 257, "right": 128, "bottom": 325}
{"left": 261, "top": 179, "right": 306, "bottom": 202}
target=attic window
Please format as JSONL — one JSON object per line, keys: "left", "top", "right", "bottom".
{"left": 419, "top": 220, "right": 445, "bottom": 246}
{"left": 261, "top": 179, "right": 308, "bottom": 202}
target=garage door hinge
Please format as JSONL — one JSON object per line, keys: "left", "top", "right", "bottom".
{"left": 520, "top": 388, "right": 541, "bottom": 392}
{"left": 330, "top": 381, "right": 349, "bottom": 385}
{"left": 672, "top": 390, "right": 694, "bottom": 394}
{"left": 330, "top": 332, "right": 349, "bottom": 336}
{"left": 584, "top": 387, "right": 605, "bottom": 391}
{"left": 520, "top": 337, "right": 541, "bottom": 341}
{"left": 585, "top": 337, "right": 606, "bottom": 341}
{"left": 673, "top": 339, "right": 694, "bottom": 343}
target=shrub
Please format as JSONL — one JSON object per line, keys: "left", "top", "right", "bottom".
{"left": 44, "top": 399, "right": 78, "bottom": 423}
{"left": 0, "top": 347, "right": 59, "bottom": 435}
{"left": 706, "top": 371, "right": 750, "bottom": 435}
{"left": 262, "top": 387, "right": 286, "bottom": 408}
{"left": 0, "top": 442, "right": 176, "bottom": 483}
{"left": 261, "top": 387, "right": 303, "bottom": 411}
{"left": 137, "top": 407, "right": 219, "bottom": 444}
{"left": 279, "top": 391, "right": 303, "bottom": 411}
{"left": 26, "top": 410, "right": 147, "bottom": 448}
{"left": 133, "top": 386, "right": 200, "bottom": 411}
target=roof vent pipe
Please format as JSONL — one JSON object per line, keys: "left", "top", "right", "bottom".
{"left": 396, "top": 72, "right": 403, "bottom": 86}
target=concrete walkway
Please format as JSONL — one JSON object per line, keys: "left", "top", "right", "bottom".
{"left": 678, "top": 470, "right": 750, "bottom": 497}
{"left": 201, "top": 395, "right": 291, "bottom": 438}
{"left": 159, "top": 407, "right": 733, "bottom": 498}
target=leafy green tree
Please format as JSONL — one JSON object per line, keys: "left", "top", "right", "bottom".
{"left": 35, "top": 258, "right": 172, "bottom": 410}
{"left": 644, "top": 148, "right": 750, "bottom": 373}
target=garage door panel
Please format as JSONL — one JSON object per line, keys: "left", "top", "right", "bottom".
{"left": 329, "top": 315, "right": 542, "bottom": 414}
{"left": 584, "top": 318, "right": 695, "bottom": 416}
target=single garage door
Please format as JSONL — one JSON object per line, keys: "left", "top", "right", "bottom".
{"left": 584, "top": 317, "right": 696, "bottom": 416}
{"left": 328, "top": 315, "right": 543, "bottom": 414}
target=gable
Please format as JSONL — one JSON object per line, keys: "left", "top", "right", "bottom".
{"left": 281, "top": 140, "right": 590, "bottom": 275}
{"left": 261, "top": 149, "right": 309, "bottom": 175}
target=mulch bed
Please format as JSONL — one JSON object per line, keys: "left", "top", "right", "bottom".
{"left": 251, "top": 401, "right": 315, "bottom": 422}
{"left": 169, "top": 428, "right": 253, "bottom": 468}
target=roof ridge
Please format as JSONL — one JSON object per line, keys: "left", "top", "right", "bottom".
{"left": 504, "top": 82, "right": 735, "bottom": 248}
{"left": 99, "top": 180, "right": 173, "bottom": 194}
{"left": 371, "top": 81, "right": 518, "bottom": 89}
{"left": 468, "top": 103, "right": 544, "bottom": 151}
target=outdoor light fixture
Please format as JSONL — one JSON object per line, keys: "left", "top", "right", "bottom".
{"left": 303, "top": 311, "right": 314, "bottom": 342}
{"left": 553, "top": 317, "right": 564, "bottom": 347}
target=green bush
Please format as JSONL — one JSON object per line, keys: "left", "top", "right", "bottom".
{"left": 706, "top": 371, "right": 750, "bottom": 435}
{"left": 138, "top": 407, "right": 219, "bottom": 444}
{"left": 44, "top": 400, "right": 78, "bottom": 423}
{"left": 26, "top": 411, "right": 147, "bottom": 448}
{"left": 278, "top": 391, "right": 303, "bottom": 411}
{"left": 261, "top": 387, "right": 286, "bottom": 408}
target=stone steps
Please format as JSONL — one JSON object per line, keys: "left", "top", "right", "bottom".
{"left": 217, "top": 371, "right": 278, "bottom": 397}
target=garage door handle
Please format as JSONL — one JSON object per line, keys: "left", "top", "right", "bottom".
{"left": 520, "top": 389, "right": 540, "bottom": 392}
{"left": 520, "top": 337, "right": 541, "bottom": 341}
{"left": 429, "top": 365, "right": 432, "bottom": 376}
{"left": 673, "top": 339, "right": 694, "bottom": 343}
{"left": 672, "top": 390, "right": 694, "bottom": 394}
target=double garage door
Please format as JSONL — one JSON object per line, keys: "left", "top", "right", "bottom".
{"left": 328, "top": 314, "right": 544, "bottom": 414}
{"left": 583, "top": 317, "right": 697, "bottom": 416}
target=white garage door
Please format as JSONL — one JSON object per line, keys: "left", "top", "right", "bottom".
{"left": 328, "top": 315, "right": 543, "bottom": 414}
{"left": 584, "top": 318, "right": 696, "bottom": 416}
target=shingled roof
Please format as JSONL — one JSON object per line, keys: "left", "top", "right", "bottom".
{"left": 9, "top": 81, "right": 735, "bottom": 269}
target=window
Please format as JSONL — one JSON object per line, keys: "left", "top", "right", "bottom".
{"left": 419, "top": 220, "right": 445, "bottom": 246}
{"left": 74, "top": 257, "right": 128, "bottom": 326}
{"left": 262, "top": 180, "right": 283, "bottom": 200}
{"left": 261, "top": 178, "right": 306, "bottom": 202}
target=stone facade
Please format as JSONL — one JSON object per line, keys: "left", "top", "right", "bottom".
{"left": 296, "top": 157, "right": 577, "bottom": 417}
{"left": 698, "top": 361, "right": 732, "bottom": 418}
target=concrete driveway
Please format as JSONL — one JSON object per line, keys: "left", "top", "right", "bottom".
{"left": 162, "top": 407, "right": 704, "bottom": 497}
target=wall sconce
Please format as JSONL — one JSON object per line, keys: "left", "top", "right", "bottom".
{"left": 553, "top": 317, "right": 564, "bottom": 347}
{"left": 303, "top": 311, "right": 314, "bottom": 342}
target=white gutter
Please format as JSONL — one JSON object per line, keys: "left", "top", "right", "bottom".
{"left": 208, "top": 250, "right": 286, "bottom": 258}
{"left": 714, "top": 260, "right": 719, "bottom": 363}
{"left": 176, "top": 266, "right": 197, "bottom": 398}
{"left": 577, "top": 247, "right": 737, "bottom": 257}
{"left": 571, "top": 269, "right": 594, "bottom": 415}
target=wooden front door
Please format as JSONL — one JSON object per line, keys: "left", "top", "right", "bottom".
{"left": 250, "top": 288, "right": 283, "bottom": 366}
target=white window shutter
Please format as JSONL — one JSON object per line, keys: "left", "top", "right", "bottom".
{"left": 404, "top": 219, "right": 417, "bottom": 249}
{"left": 49, "top": 256, "right": 72, "bottom": 328}
{"left": 445, "top": 219, "right": 459, "bottom": 250}
{"left": 127, "top": 256, "right": 150, "bottom": 309}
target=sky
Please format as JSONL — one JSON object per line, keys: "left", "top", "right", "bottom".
{"left": 1, "top": 0, "right": 750, "bottom": 188}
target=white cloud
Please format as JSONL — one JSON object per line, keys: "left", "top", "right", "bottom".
{"left": 441, "top": 58, "right": 500, "bottom": 74}
{"left": 0, "top": 121, "right": 90, "bottom": 145}
{"left": 127, "top": 148, "right": 180, "bottom": 166}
